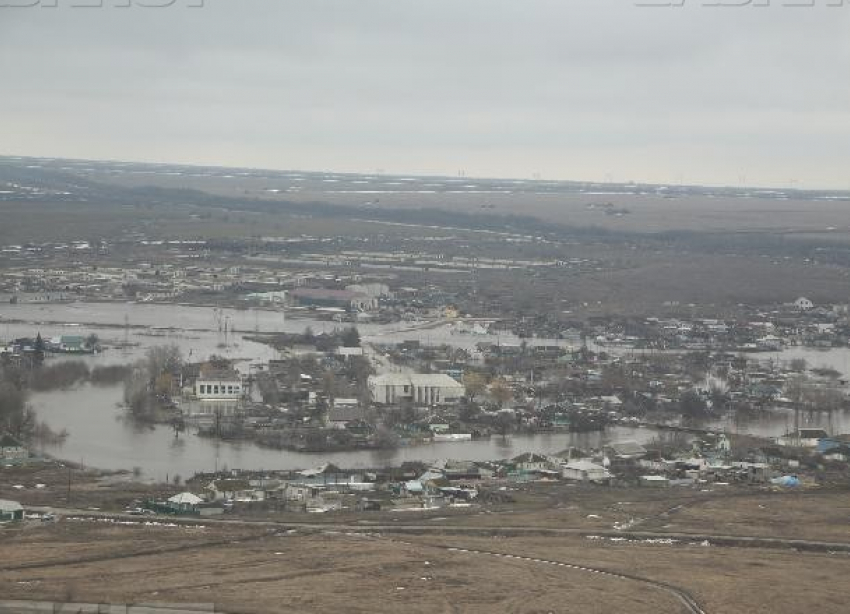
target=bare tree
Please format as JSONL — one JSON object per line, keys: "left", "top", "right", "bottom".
{"left": 463, "top": 371, "right": 487, "bottom": 401}
{"left": 490, "top": 378, "right": 513, "bottom": 408}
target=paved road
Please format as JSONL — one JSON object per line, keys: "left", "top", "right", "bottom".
{"left": 25, "top": 505, "right": 850, "bottom": 553}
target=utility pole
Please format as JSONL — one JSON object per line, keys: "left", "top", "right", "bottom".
{"left": 123, "top": 314, "right": 130, "bottom": 356}
{"left": 794, "top": 397, "right": 801, "bottom": 447}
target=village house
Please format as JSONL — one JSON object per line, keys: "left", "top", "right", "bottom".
{"left": 561, "top": 459, "right": 611, "bottom": 483}
{"left": 511, "top": 452, "right": 552, "bottom": 473}
{"left": 0, "top": 434, "right": 27, "bottom": 461}
{"left": 606, "top": 441, "right": 648, "bottom": 460}
{"left": 206, "top": 478, "right": 254, "bottom": 501}
{"left": 326, "top": 405, "right": 369, "bottom": 429}
{"left": 0, "top": 499, "right": 24, "bottom": 522}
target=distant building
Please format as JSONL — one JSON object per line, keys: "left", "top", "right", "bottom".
{"left": 48, "top": 335, "right": 91, "bottom": 354}
{"left": 794, "top": 297, "right": 814, "bottom": 311}
{"left": 243, "top": 290, "right": 287, "bottom": 304}
{"left": 291, "top": 288, "right": 377, "bottom": 312}
{"left": 167, "top": 492, "right": 204, "bottom": 514}
{"left": 368, "top": 373, "right": 465, "bottom": 405}
{"left": 777, "top": 428, "right": 829, "bottom": 448}
{"left": 512, "top": 453, "right": 552, "bottom": 473}
{"left": 606, "top": 441, "right": 648, "bottom": 460}
{"left": 327, "top": 405, "right": 369, "bottom": 429}
{"left": 345, "top": 283, "right": 391, "bottom": 299}
{"left": 336, "top": 346, "right": 364, "bottom": 359}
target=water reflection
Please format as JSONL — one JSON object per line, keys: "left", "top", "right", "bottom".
{"left": 29, "top": 381, "right": 659, "bottom": 480}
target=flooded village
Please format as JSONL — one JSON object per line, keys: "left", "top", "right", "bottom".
{"left": 3, "top": 234, "right": 850, "bottom": 518}
{"left": 4, "top": 3, "right": 850, "bottom": 609}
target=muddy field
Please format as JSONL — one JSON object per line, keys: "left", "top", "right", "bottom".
{"left": 424, "top": 484, "right": 850, "bottom": 543}
{"left": 409, "top": 533, "right": 850, "bottom": 614}
{"left": 2, "top": 517, "right": 849, "bottom": 614}
{"left": 1, "top": 523, "right": 681, "bottom": 614}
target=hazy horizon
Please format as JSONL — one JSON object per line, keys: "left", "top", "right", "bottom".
{"left": 3, "top": 1, "right": 849, "bottom": 190}
{"left": 5, "top": 152, "right": 850, "bottom": 195}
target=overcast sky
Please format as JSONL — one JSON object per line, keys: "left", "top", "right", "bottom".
{"left": 2, "top": 0, "right": 848, "bottom": 188}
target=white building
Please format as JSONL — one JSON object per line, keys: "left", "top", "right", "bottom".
{"left": 336, "top": 346, "right": 364, "bottom": 359}
{"left": 368, "top": 373, "right": 465, "bottom": 405}
{"left": 561, "top": 460, "right": 612, "bottom": 483}
{"left": 195, "top": 369, "right": 243, "bottom": 400}
{"left": 794, "top": 297, "right": 814, "bottom": 311}
{"left": 243, "top": 290, "right": 287, "bottom": 304}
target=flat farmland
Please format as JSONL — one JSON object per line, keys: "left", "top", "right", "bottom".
{"left": 85, "top": 164, "right": 850, "bottom": 235}
{"left": 3, "top": 487, "right": 850, "bottom": 613}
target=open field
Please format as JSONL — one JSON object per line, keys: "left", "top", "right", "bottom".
{"left": 468, "top": 254, "right": 850, "bottom": 315}
{"left": 0, "top": 200, "right": 461, "bottom": 246}
{"left": 3, "top": 507, "right": 850, "bottom": 614}
{"left": 0, "top": 523, "right": 686, "bottom": 614}
{"left": 408, "top": 533, "right": 850, "bottom": 614}
{"left": 415, "top": 485, "right": 850, "bottom": 543}
{"left": 5, "top": 474, "right": 850, "bottom": 613}
{"left": 71, "top": 161, "right": 850, "bottom": 235}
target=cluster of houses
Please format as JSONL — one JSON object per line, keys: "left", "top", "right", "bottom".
{"left": 1, "top": 335, "right": 98, "bottom": 360}
{"left": 147, "top": 456, "right": 610, "bottom": 516}
{"left": 163, "top": 303, "right": 850, "bottom": 459}
{"left": 3, "top": 413, "right": 849, "bottom": 523}
{"left": 590, "top": 298, "right": 850, "bottom": 352}
{"left": 135, "top": 433, "right": 790, "bottom": 516}
{"left": 135, "top": 420, "right": 850, "bottom": 518}
{"left": 0, "top": 257, "right": 451, "bottom": 323}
